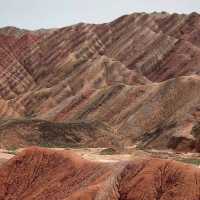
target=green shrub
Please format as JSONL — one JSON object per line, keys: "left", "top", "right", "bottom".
{"left": 177, "top": 158, "right": 200, "bottom": 166}
{"left": 6, "top": 146, "right": 17, "bottom": 155}
{"left": 99, "top": 148, "right": 117, "bottom": 155}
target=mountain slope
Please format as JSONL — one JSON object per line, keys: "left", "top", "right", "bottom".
{"left": 1, "top": 12, "right": 200, "bottom": 151}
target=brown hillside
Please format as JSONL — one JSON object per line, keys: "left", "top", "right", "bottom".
{"left": 0, "top": 118, "right": 120, "bottom": 149}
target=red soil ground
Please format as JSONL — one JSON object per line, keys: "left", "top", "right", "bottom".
{"left": 0, "top": 147, "right": 199, "bottom": 200}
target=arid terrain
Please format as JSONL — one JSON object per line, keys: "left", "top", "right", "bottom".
{"left": 1, "top": 12, "right": 200, "bottom": 199}
{"left": 0, "top": 147, "right": 200, "bottom": 200}
{"left": 1, "top": 12, "right": 200, "bottom": 152}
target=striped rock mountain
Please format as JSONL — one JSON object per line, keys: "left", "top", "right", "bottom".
{"left": 1, "top": 12, "right": 200, "bottom": 151}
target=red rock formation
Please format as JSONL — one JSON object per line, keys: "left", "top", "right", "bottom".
{"left": 0, "top": 147, "right": 199, "bottom": 200}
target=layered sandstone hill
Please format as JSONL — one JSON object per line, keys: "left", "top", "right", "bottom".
{"left": 0, "top": 147, "right": 200, "bottom": 200}
{"left": 1, "top": 12, "right": 200, "bottom": 151}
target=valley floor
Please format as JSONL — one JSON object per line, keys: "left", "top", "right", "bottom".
{"left": 1, "top": 146, "right": 200, "bottom": 167}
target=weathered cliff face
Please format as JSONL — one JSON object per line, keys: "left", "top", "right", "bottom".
{"left": 1, "top": 12, "right": 200, "bottom": 151}
{"left": 0, "top": 147, "right": 200, "bottom": 200}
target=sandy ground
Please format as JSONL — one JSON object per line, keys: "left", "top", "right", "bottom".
{"left": 67, "top": 148, "right": 134, "bottom": 163}
{"left": 0, "top": 147, "right": 200, "bottom": 166}
{"left": 0, "top": 147, "right": 147, "bottom": 165}
{"left": 0, "top": 149, "right": 15, "bottom": 165}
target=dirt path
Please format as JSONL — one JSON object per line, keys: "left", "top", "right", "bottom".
{"left": 1, "top": 147, "right": 200, "bottom": 167}
{"left": 0, "top": 149, "right": 14, "bottom": 165}
{"left": 69, "top": 148, "right": 133, "bottom": 163}
{"left": 0, "top": 147, "right": 139, "bottom": 164}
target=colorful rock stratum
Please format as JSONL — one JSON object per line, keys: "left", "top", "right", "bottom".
{"left": 1, "top": 12, "right": 200, "bottom": 152}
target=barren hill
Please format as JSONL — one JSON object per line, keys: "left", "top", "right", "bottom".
{"left": 1, "top": 12, "right": 200, "bottom": 151}
{"left": 0, "top": 147, "right": 200, "bottom": 200}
